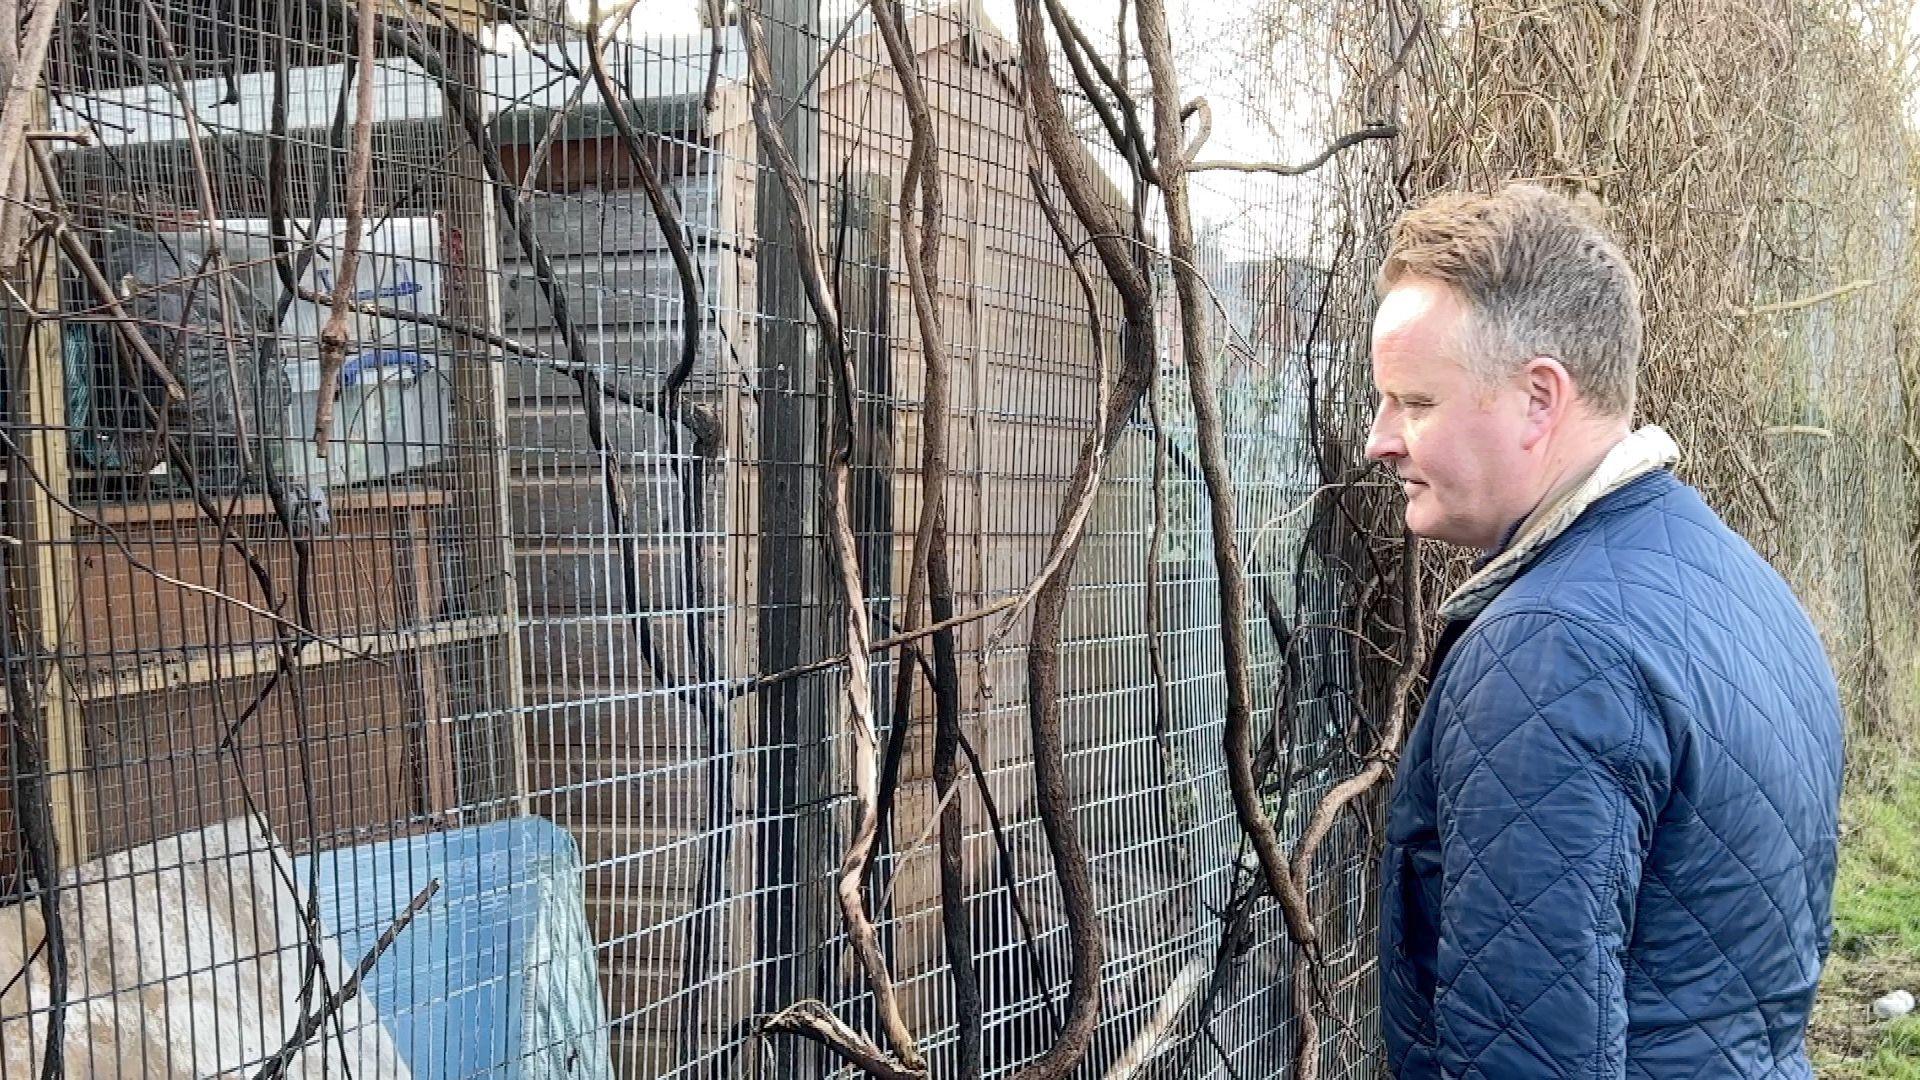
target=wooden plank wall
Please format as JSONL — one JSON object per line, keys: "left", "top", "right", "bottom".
{"left": 801, "top": 9, "right": 1135, "bottom": 1043}
{"left": 0, "top": 490, "right": 470, "bottom": 884}
{"left": 500, "top": 155, "right": 727, "bottom": 1073}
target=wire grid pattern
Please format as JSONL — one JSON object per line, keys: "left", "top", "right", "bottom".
{"left": 0, "top": 1, "right": 1395, "bottom": 1078}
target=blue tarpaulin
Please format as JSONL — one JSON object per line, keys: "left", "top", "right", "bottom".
{"left": 294, "top": 817, "right": 613, "bottom": 1080}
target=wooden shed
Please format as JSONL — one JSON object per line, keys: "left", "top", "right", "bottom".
{"left": 7, "top": 13, "right": 521, "bottom": 869}
{"left": 484, "top": 6, "right": 1166, "bottom": 1070}
{"left": 4, "top": 1, "right": 1255, "bottom": 1073}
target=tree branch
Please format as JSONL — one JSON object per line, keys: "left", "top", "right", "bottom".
{"left": 1608, "top": 0, "right": 1658, "bottom": 152}
{"left": 976, "top": 165, "right": 1113, "bottom": 688}
{"left": 584, "top": 19, "right": 704, "bottom": 405}
{"left": 872, "top": 5, "right": 979, "bottom": 1069}
{"left": 1014, "top": 0, "right": 1151, "bottom": 310}
{"left": 1729, "top": 277, "right": 1880, "bottom": 317}
{"left": 1103, "top": 954, "right": 1207, "bottom": 1079}
{"left": 742, "top": 5, "right": 926, "bottom": 1073}
{"left": 955, "top": 726, "right": 1063, "bottom": 1035}
{"left": 0, "top": 0, "right": 64, "bottom": 269}
{"left": 1044, "top": 0, "right": 1153, "bottom": 178}
{"left": 1189, "top": 124, "right": 1399, "bottom": 175}
{"left": 249, "top": 880, "right": 440, "bottom": 1080}
{"left": 0, "top": 429, "right": 387, "bottom": 664}
{"left": 1003, "top": 3, "right": 1164, "bottom": 1075}
{"left": 758, "top": 1001, "right": 924, "bottom": 1080}
{"left": 1288, "top": 533, "right": 1424, "bottom": 1080}
{"left": 25, "top": 144, "right": 186, "bottom": 401}
{"left": 310, "top": 0, "right": 378, "bottom": 454}
{"left": 741, "top": 595, "right": 1018, "bottom": 696}
{"left": 1136, "top": 0, "right": 1318, "bottom": 948}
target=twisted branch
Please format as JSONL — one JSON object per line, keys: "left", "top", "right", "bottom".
{"left": 1005, "top": 1, "right": 1161, "bottom": 1074}
{"left": 1135, "top": 0, "right": 1317, "bottom": 947}
{"left": 759, "top": 1001, "right": 923, "bottom": 1080}
{"left": 742, "top": 4, "right": 925, "bottom": 1073}
{"left": 0, "top": 0, "right": 64, "bottom": 268}
{"left": 1288, "top": 533, "right": 1424, "bottom": 1080}
{"left": 1189, "top": 124, "right": 1400, "bottom": 175}
{"left": 871, "top": 4, "right": 980, "bottom": 1072}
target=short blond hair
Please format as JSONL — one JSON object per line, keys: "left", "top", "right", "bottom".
{"left": 1380, "top": 184, "right": 1642, "bottom": 416}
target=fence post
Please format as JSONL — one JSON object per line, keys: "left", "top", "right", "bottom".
{"left": 432, "top": 23, "right": 525, "bottom": 819}
{"left": 752, "top": 3, "right": 831, "bottom": 1077}
{"left": 1, "top": 93, "right": 88, "bottom": 874}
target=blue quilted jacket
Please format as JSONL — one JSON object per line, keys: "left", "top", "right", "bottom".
{"left": 1380, "top": 468, "right": 1844, "bottom": 1078}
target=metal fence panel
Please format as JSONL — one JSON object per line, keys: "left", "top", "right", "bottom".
{"left": 0, "top": 1, "right": 1395, "bottom": 1077}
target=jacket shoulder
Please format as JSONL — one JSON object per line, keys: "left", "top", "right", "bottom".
{"left": 1468, "top": 474, "right": 1837, "bottom": 739}
{"left": 1496, "top": 477, "right": 1811, "bottom": 643}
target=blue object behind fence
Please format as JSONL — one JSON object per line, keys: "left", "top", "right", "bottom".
{"left": 293, "top": 816, "right": 613, "bottom": 1080}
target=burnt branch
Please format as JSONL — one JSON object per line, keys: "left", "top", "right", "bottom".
{"left": 249, "top": 880, "right": 441, "bottom": 1080}
{"left": 323, "top": 7, "right": 626, "bottom": 412}
{"left": 872, "top": 4, "right": 979, "bottom": 1071}
{"left": 132, "top": 0, "right": 260, "bottom": 470}
{"left": 577, "top": 22, "right": 734, "bottom": 1053}
{"left": 35, "top": 119, "right": 313, "bottom": 757}
{"left": 1180, "top": 867, "right": 1263, "bottom": 1078}
{"left": 0, "top": 413, "right": 67, "bottom": 1080}
{"left": 583, "top": 25, "right": 704, "bottom": 404}
{"left": 326, "top": 1, "right": 729, "bottom": 728}
{"left": 955, "top": 726, "right": 1063, "bottom": 1035}
{"left": 104, "top": 32, "right": 365, "bottom": 1034}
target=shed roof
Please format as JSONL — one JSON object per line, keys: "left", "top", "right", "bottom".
{"left": 53, "top": 3, "right": 1016, "bottom": 149}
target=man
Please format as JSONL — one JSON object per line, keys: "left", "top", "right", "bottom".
{"left": 1368, "top": 184, "right": 1843, "bottom": 1078}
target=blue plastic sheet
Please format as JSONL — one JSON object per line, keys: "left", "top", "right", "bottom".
{"left": 294, "top": 817, "right": 613, "bottom": 1080}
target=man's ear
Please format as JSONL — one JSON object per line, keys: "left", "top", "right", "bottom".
{"left": 1520, "top": 356, "right": 1577, "bottom": 450}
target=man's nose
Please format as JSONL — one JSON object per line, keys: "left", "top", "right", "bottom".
{"left": 1365, "top": 405, "right": 1403, "bottom": 462}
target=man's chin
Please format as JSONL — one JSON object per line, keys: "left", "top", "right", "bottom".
{"left": 1404, "top": 504, "right": 1468, "bottom": 547}
{"left": 1403, "top": 495, "right": 1437, "bottom": 538}
{"left": 1405, "top": 514, "right": 1500, "bottom": 550}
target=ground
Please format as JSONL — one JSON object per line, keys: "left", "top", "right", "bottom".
{"left": 1812, "top": 763, "right": 1920, "bottom": 1077}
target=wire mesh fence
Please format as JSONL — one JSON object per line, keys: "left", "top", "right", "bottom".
{"left": 2, "top": 0, "right": 1453, "bottom": 1077}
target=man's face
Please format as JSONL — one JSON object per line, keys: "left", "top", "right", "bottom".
{"left": 1365, "top": 279, "right": 1538, "bottom": 549}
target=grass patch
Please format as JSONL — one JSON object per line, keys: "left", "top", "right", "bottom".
{"left": 1856, "top": 1017, "right": 1920, "bottom": 1080}
{"left": 1813, "top": 764, "right": 1920, "bottom": 1076}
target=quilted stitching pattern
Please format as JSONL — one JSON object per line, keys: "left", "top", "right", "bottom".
{"left": 1381, "top": 472, "right": 1843, "bottom": 1079}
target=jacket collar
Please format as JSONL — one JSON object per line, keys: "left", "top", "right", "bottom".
{"left": 1437, "top": 425, "right": 1682, "bottom": 622}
